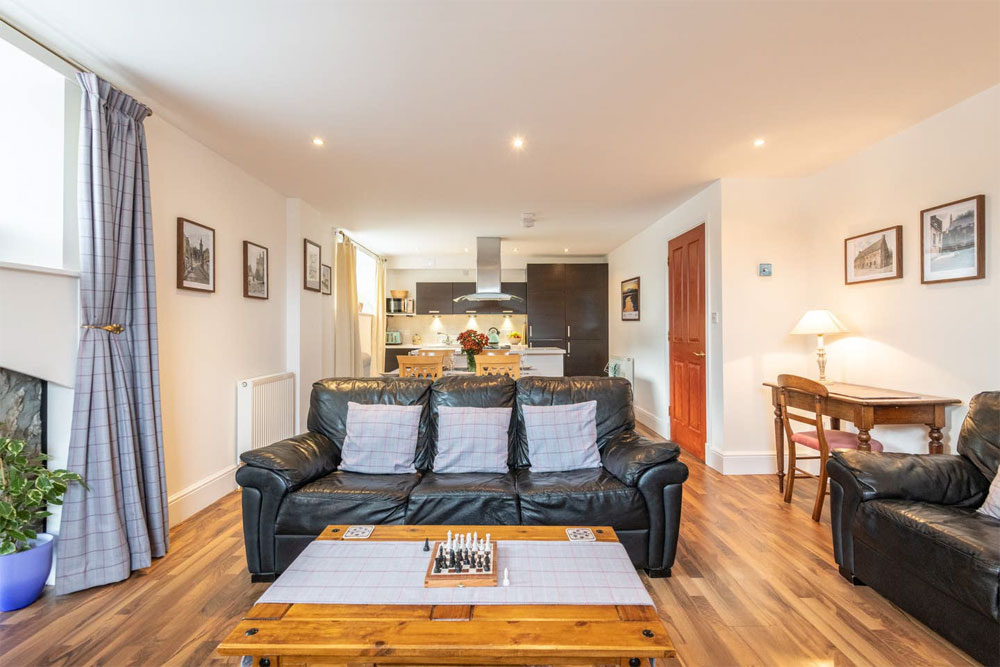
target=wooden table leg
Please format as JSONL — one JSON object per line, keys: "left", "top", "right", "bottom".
{"left": 856, "top": 428, "right": 872, "bottom": 452}
{"left": 928, "top": 426, "right": 944, "bottom": 454}
{"left": 773, "top": 401, "right": 785, "bottom": 493}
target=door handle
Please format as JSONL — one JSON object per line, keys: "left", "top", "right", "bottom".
{"left": 693, "top": 351, "right": 706, "bottom": 357}
{"left": 567, "top": 342, "right": 571, "bottom": 356}
{"left": 567, "top": 325, "right": 571, "bottom": 338}
{"left": 529, "top": 325, "right": 533, "bottom": 337}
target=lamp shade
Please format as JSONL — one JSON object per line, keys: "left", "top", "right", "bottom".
{"left": 790, "top": 310, "right": 848, "bottom": 335}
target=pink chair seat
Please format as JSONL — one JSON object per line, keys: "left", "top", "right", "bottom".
{"left": 791, "top": 430, "right": 883, "bottom": 452}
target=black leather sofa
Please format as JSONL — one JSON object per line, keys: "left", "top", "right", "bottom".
{"left": 827, "top": 391, "right": 999, "bottom": 666}
{"left": 237, "top": 375, "right": 689, "bottom": 582}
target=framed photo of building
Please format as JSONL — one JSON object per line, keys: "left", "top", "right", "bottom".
{"left": 303, "top": 239, "right": 322, "bottom": 292}
{"left": 844, "top": 225, "right": 902, "bottom": 285}
{"left": 321, "top": 264, "right": 332, "bottom": 295}
{"left": 920, "top": 195, "right": 985, "bottom": 284}
{"left": 243, "top": 241, "right": 268, "bottom": 299}
{"left": 621, "top": 277, "right": 640, "bottom": 320}
{"left": 177, "top": 217, "right": 215, "bottom": 292}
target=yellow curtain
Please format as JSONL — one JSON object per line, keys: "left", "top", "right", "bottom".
{"left": 371, "top": 257, "right": 387, "bottom": 375}
{"left": 333, "top": 238, "right": 364, "bottom": 376}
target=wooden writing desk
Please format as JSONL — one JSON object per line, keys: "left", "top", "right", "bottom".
{"left": 763, "top": 381, "right": 960, "bottom": 492}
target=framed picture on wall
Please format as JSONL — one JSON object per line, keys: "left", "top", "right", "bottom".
{"left": 321, "top": 264, "right": 332, "bottom": 295}
{"left": 303, "top": 238, "right": 322, "bottom": 291}
{"left": 844, "top": 225, "right": 902, "bottom": 284}
{"left": 621, "top": 277, "right": 640, "bottom": 320}
{"left": 176, "top": 217, "right": 215, "bottom": 292}
{"left": 243, "top": 241, "right": 268, "bottom": 299}
{"left": 920, "top": 195, "right": 986, "bottom": 284}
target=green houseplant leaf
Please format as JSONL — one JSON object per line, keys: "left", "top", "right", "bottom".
{"left": 0, "top": 436, "right": 86, "bottom": 554}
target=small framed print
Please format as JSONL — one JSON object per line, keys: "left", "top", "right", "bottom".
{"left": 621, "top": 277, "right": 640, "bottom": 321}
{"left": 844, "top": 225, "right": 902, "bottom": 285}
{"left": 321, "top": 264, "right": 332, "bottom": 295}
{"left": 921, "top": 195, "right": 986, "bottom": 284}
{"left": 177, "top": 217, "right": 215, "bottom": 292}
{"left": 243, "top": 241, "right": 268, "bottom": 299}
{"left": 303, "top": 238, "right": 321, "bottom": 292}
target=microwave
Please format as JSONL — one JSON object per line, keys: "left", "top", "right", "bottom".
{"left": 386, "top": 297, "right": 414, "bottom": 314}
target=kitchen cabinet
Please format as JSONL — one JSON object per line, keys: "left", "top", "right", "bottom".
{"left": 415, "top": 282, "right": 453, "bottom": 314}
{"left": 499, "top": 282, "right": 527, "bottom": 314}
{"left": 526, "top": 263, "right": 608, "bottom": 376}
{"left": 384, "top": 347, "right": 417, "bottom": 373}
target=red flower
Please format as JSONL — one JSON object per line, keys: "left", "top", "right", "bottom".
{"left": 457, "top": 329, "right": 489, "bottom": 354}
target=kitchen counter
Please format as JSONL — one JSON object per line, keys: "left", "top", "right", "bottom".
{"left": 385, "top": 344, "right": 565, "bottom": 355}
{"left": 384, "top": 345, "right": 565, "bottom": 376}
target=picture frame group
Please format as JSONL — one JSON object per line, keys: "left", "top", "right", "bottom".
{"left": 844, "top": 194, "right": 986, "bottom": 286}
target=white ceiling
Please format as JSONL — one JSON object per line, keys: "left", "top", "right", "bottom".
{"left": 2, "top": 1, "right": 997, "bottom": 262}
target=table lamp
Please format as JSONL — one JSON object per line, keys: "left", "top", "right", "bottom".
{"left": 790, "top": 310, "right": 848, "bottom": 382}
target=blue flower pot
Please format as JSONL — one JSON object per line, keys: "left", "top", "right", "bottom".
{"left": 0, "top": 533, "right": 54, "bottom": 611}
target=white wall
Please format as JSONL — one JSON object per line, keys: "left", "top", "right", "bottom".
{"left": 146, "top": 116, "right": 289, "bottom": 524}
{"left": 610, "top": 86, "right": 999, "bottom": 474}
{"left": 731, "top": 85, "right": 998, "bottom": 461}
{"left": 607, "top": 181, "right": 723, "bottom": 440}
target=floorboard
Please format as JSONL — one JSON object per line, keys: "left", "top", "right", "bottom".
{"left": 0, "top": 426, "right": 976, "bottom": 666}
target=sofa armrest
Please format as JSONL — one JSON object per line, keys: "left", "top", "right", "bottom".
{"left": 239, "top": 431, "right": 339, "bottom": 490}
{"left": 829, "top": 451, "right": 989, "bottom": 506}
{"left": 601, "top": 431, "right": 681, "bottom": 486}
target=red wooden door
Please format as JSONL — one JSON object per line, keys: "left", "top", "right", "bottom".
{"left": 668, "top": 224, "right": 707, "bottom": 460}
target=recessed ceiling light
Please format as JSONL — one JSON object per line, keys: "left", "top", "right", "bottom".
{"left": 513, "top": 247, "right": 519, "bottom": 253}
{"left": 753, "top": 138, "right": 765, "bottom": 147}
{"left": 563, "top": 248, "right": 569, "bottom": 253}
{"left": 312, "top": 137, "right": 325, "bottom": 146}
{"left": 511, "top": 136, "right": 525, "bottom": 150}
{"left": 463, "top": 247, "right": 469, "bottom": 253}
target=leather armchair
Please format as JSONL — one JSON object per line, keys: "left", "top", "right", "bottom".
{"left": 827, "top": 391, "right": 999, "bottom": 665}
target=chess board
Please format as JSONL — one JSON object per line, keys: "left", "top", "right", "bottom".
{"left": 424, "top": 540, "right": 498, "bottom": 588}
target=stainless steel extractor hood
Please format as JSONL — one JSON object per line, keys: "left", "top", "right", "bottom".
{"left": 453, "top": 237, "right": 524, "bottom": 302}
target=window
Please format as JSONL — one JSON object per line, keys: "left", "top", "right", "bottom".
{"left": 355, "top": 249, "right": 378, "bottom": 315}
{"left": 0, "top": 29, "right": 79, "bottom": 270}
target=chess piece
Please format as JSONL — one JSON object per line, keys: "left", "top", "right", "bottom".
{"left": 502, "top": 568, "right": 510, "bottom": 586}
{"left": 484, "top": 553, "right": 491, "bottom": 571}
{"left": 423, "top": 537, "right": 430, "bottom": 552}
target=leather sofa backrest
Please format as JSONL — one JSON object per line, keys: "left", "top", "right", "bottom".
{"left": 422, "top": 375, "right": 517, "bottom": 471}
{"left": 513, "top": 376, "right": 635, "bottom": 467}
{"left": 958, "top": 391, "right": 1000, "bottom": 481}
{"left": 307, "top": 378, "right": 433, "bottom": 458}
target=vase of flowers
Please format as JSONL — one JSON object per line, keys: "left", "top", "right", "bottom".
{"left": 457, "top": 329, "right": 489, "bottom": 371}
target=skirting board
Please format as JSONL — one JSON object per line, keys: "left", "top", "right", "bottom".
{"left": 634, "top": 406, "right": 669, "bottom": 441}
{"left": 707, "top": 447, "right": 777, "bottom": 475}
{"left": 167, "top": 464, "right": 238, "bottom": 526}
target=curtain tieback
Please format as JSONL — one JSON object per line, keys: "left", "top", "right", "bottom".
{"left": 82, "top": 324, "right": 125, "bottom": 334}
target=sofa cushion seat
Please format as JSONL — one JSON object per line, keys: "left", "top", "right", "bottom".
{"left": 855, "top": 499, "right": 1000, "bottom": 620}
{"left": 516, "top": 468, "right": 648, "bottom": 531}
{"left": 405, "top": 472, "right": 519, "bottom": 524}
{"left": 276, "top": 471, "right": 422, "bottom": 534}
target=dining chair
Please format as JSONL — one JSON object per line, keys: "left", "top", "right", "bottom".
{"left": 398, "top": 356, "right": 444, "bottom": 379}
{"left": 413, "top": 348, "right": 454, "bottom": 370}
{"left": 474, "top": 354, "right": 521, "bottom": 379}
{"left": 777, "top": 374, "right": 883, "bottom": 521}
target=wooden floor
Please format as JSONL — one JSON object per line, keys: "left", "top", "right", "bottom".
{"left": 0, "top": 442, "right": 976, "bottom": 666}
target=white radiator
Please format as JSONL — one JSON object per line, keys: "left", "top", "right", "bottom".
{"left": 606, "top": 355, "right": 634, "bottom": 385}
{"left": 236, "top": 372, "right": 295, "bottom": 464}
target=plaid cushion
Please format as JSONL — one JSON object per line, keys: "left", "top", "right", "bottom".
{"left": 340, "top": 402, "right": 422, "bottom": 474}
{"left": 523, "top": 401, "right": 601, "bottom": 473}
{"left": 433, "top": 406, "right": 512, "bottom": 473}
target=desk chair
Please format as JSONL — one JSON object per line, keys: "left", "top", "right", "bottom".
{"left": 777, "top": 374, "right": 883, "bottom": 521}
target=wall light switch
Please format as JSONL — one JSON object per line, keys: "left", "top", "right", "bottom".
{"left": 758, "top": 263, "right": 772, "bottom": 277}
{"left": 711, "top": 312, "right": 720, "bottom": 324}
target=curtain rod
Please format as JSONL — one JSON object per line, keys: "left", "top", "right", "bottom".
{"left": 336, "top": 230, "right": 383, "bottom": 262}
{"left": 0, "top": 16, "right": 153, "bottom": 116}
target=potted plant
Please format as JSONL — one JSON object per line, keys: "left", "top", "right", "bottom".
{"left": 457, "top": 329, "right": 489, "bottom": 371}
{"left": 0, "top": 436, "right": 84, "bottom": 611}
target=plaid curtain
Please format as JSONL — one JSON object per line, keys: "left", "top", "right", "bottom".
{"left": 56, "top": 73, "right": 168, "bottom": 595}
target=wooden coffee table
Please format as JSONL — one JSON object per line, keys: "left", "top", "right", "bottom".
{"left": 217, "top": 525, "right": 675, "bottom": 666}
